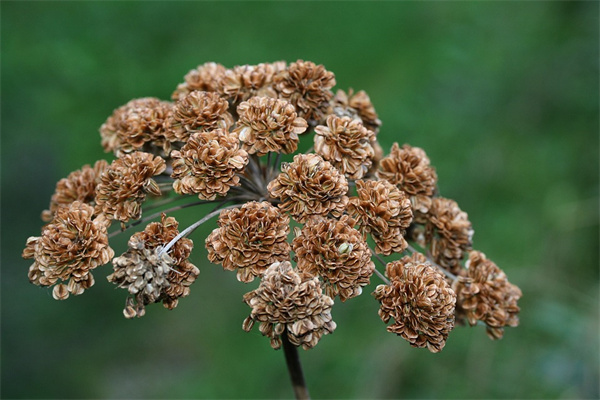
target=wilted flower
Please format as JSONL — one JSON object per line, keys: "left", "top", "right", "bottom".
{"left": 233, "top": 96, "right": 308, "bottom": 156}
{"left": 170, "top": 129, "right": 248, "bottom": 200}
{"left": 267, "top": 153, "right": 348, "bottom": 223}
{"left": 171, "top": 62, "right": 227, "bottom": 101}
{"left": 453, "top": 251, "right": 521, "bottom": 339}
{"left": 218, "top": 62, "right": 285, "bottom": 104}
{"left": 95, "top": 151, "right": 166, "bottom": 222}
{"left": 348, "top": 179, "right": 413, "bottom": 255}
{"left": 206, "top": 201, "right": 291, "bottom": 283}
{"left": 41, "top": 160, "right": 109, "bottom": 222}
{"left": 373, "top": 252, "right": 456, "bottom": 353}
{"left": 166, "top": 91, "right": 234, "bottom": 143}
{"left": 108, "top": 214, "right": 198, "bottom": 317}
{"left": 377, "top": 143, "right": 438, "bottom": 218}
{"left": 425, "top": 197, "right": 473, "bottom": 274}
{"left": 23, "top": 201, "right": 114, "bottom": 300}
{"left": 273, "top": 60, "right": 335, "bottom": 124}
{"left": 314, "top": 115, "right": 375, "bottom": 179}
{"left": 292, "top": 215, "right": 374, "bottom": 302}
{"left": 242, "top": 261, "right": 336, "bottom": 350}
{"left": 330, "top": 88, "right": 381, "bottom": 134}
{"left": 100, "top": 97, "right": 173, "bottom": 156}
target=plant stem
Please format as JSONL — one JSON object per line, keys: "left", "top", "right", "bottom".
{"left": 281, "top": 334, "right": 310, "bottom": 400}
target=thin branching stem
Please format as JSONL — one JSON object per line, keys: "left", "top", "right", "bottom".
{"left": 159, "top": 203, "right": 242, "bottom": 256}
{"left": 372, "top": 253, "right": 391, "bottom": 285}
{"left": 108, "top": 199, "right": 221, "bottom": 238}
{"left": 405, "top": 243, "right": 458, "bottom": 281}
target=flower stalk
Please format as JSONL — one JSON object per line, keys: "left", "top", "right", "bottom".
{"left": 282, "top": 333, "right": 311, "bottom": 400}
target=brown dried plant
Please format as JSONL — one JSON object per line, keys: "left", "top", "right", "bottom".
{"left": 23, "top": 60, "right": 521, "bottom": 400}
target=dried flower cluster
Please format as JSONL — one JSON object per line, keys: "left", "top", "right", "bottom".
{"left": 242, "top": 261, "right": 336, "bottom": 350}
{"left": 24, "top": 59, "right": 520, "bottom": 365}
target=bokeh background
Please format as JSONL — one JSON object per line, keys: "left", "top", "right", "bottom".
{"left": 2, "top": 2, "right": 598, "bottom": 399}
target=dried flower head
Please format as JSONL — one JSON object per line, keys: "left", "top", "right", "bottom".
{"left": 242, "top": 261, "right": 336, "bottom": 350}
{"left": 292, "top": 215, "right": 374, "bottom": 302}
{"left": 41, "top": 160, "right": 109, "bottom": 222}
{"left": 172, "top": 62, "right": 227, "bottom": 101}
{"left": 453, "top": 251, "right": 521, "bottom": 339}
{"left": 170, "top": 129, "right": 248, "bottom": 200}
{"left": 378, "top": 143, "right": 438, "bottom": 218}
{"left": 373, "top": 252, "right": 456, "bottom": 353}
{"left": 100, "top": 97, "right": 173, "bottom": 156}
{"left": 233, "top": 96, "right": 308, "bottom": 156}
{"left": 348, "top": 179, "right": 413, "bottom": 255}
{"left": 274, "top": 60, "right": 336, "bottom": 124}
{"left": 206, "top": 202, "right": 291, "bottom": 283}
{"left": 314, "top": 115, "right": 375, "bottom": 179}
{"left": 108, "top": 214, "right": 198, "bottom": 317}
{"left": 23, "top": 201, "right": 114, "bottom": 300}
{"left": 330, "top": 88, "right": 382, "bottom": 134}
{"left": 268, "top": 154, "right": 349, "bottom": 223}
{"left": 95, "top": 152, "right": 166, "bottom": 222}
{"left": 425, "top": 197, "right": 474, "bottom": 274}
{"left": 218, "top": 62, "right": 285, "bottom": 104}
{"left": 166, "top": 91, "right": 234, "bottom": 143}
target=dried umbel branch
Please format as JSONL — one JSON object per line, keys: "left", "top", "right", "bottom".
{"left": 23, "top": 59, "right": 521, "bottom": 399}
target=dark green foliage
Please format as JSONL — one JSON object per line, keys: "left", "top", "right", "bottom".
{"left": 2, "top": 2, "right": 598, "bottom": 398}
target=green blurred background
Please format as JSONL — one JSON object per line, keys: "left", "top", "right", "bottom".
{"left": 2, "top": 2, "right": 598, "bottom": 399}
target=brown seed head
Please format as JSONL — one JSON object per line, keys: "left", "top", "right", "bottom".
{"left": 293, "top": 215, "right": 374, "bottom": 302}
{"left": 274, "top": 60, "right": 336, "bottom": 124}
{"left": 218, "top": 62, "right": 285, "bottom": 104}
{"left": 41, "top": 160, "right": 109, "bottom": 222}
{"left": 242, "top": 261, "right": 336, "bottom": 350}
{"left": 95, "top": 152, "right": 166, "bottom": 222}
{"left": 373, "top": 252, "right": 456, "bottom": 353}
{"left": 314, "top": 115, "right": 375, "bottom": 179}
{"left": 170, "top": 129, "right": 248, "bottom": 200}
{"left": 166, "top": 91, "right": 234, "bottom": 142}
{"left": 108, "top": 214, "right": 198, "bottom": 317}
{"left": 378, "top": 143, "right": 438, "bottom": 218}
{"left": 425, "top": 197, "right": 474, "bottom": 274}
{"left": 348, "top": 179, "right": 413, "bottom": 255}
{"left": 330, "top": 88, "right": 381, "bottom": 134}
{"left": 206, "top": 201, "right": 291, "bottom": 283}
{"left": 23, "top": 201, "right": 114, "bottom": 300}
{"left": 453, "top": 251, "right": 521, "bottom": 339}
{"left": 267, "top": 154, "right": 349, "bottom": 223}
{"left": 171, "top": 62, "right": 227, "bottom": 101}
{"left": 233, "top": 96, "right": 308, "bottom": 156}
{"left": 100, "top": 97, "right": 173, "bottom": 156}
